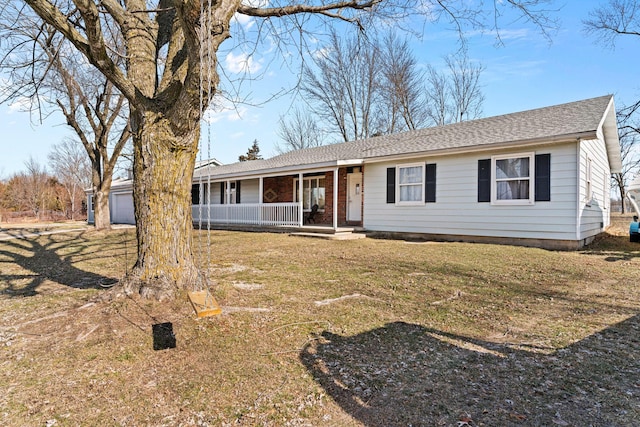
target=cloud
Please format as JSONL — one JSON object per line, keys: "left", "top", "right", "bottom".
{"left": 483, "top": 57, "right": 546, "bottom": 83}
{"left": 7, "top": 97, "right": 32, "bottom": 114}
{"left": 234, "top": 0, "right": 270, "bottom": 29}
{"left": 232, "top": 12, "right": 255, "bottom": 30}
{"left": 225, "top": 51, "right": 263, "bottom": 74}
{"left": 241, "top": 0, "right": 269, "bottom": 7}
{"left": 203, "top": 102, "right": 250, "bottom": 124}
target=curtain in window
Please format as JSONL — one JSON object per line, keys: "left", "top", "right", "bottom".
{"left": 399, "top": 166, "right": 423, "bottom": 202}
{"left": 400, "top": 166, "right": 423, "bottom": 184}
{"left": 496, "top": 158, "right": 529, "bottom": 179}
{"left": 495, "top": 158, "right": 530, "bottom": 200}
{"left": 496, "top": 181, "right": 530, "bottom": 200}
{"left": 400, "top": 185, "right": 422, "bottom": 202}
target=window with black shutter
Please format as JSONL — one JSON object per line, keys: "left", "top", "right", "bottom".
{"left": 425, "top": 163, "right": 436, "bottom": 203}
{"left": 386, "top": 167, "right": 396, "bottom": 203}
{"left": 191, "top": 184, "right": 200, "bottom": 205}
{"left": 478, "top": 159, "right": 491, "bottom": 202}
{"left": 535, "top": 154, "right": 551, "bottom": 201}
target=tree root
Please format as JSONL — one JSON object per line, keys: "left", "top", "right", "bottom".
{"left": 119, "top": 274, "right": 178, "bottom": 302}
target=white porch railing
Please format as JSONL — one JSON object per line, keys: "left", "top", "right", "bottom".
{"left": 192, "top": 202, "right": 300, "bottom": 227}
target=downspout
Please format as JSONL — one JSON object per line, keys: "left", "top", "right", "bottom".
{"left": 333, "top": 167, "right": 339, "bottom": 231}
{"left": 576, "top": 138, "right": 582, "bottom": 243}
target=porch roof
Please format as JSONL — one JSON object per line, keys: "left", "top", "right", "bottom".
{"left": 196, "top": 95, "right": 621, "bottom": 181}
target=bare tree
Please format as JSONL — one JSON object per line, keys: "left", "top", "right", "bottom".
{"left": 425, "top": 49, "right": 484, "bottom": 126}
{"left": 425, "top": 64, "right": 452, "bottom": 126}
{"left": 379, "top": 33, "right": 429, "bottom": 133}
{"left": 446, "top": 48, "right": 485, "bottom": 122}
{"left": 0, "top": 20, "right": 130, "bottom": 230}
{"left": 613, "top": 102, "right": 640, "bottom": 212}
{"left": 0, "top": 179, "right": 7, "bottom": 223}
{"left": 302, "top": 31, "right": 383, "bottom": 143}
{"left": 7, "top": 157, "right": 51, "bottom": 219}
{"left": 583, "top": 0, "right": 640, "bottom": 49}
{"left": 48, "top": 138, "right": 92, "bottom": 220}
{"left": 276, "top": 108, "right": 325, "bottom": 154}
{"left": 584, "top": 0, "right": 640, "bottom": 210}
{"left": 1, "top": 0, "right": 559, "bottom": 298}
{"left": 301, "top": 31, "right": 433, "bottom": 141}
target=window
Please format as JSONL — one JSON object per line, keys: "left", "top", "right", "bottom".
{"left": 491, "top": 153, "right": 534, "bottom": 205}
{"left": 89, "top": 195, "right": 94, "bottom": 212}
{"left": 295, "top": 177, "right": 325, "bottom": 210}
{"left": 397, "top": 163, "right": 425, "bottom": 204}
{"left": 585, "top": 157, "right": 593, "bottom": 204}
{"left": 219, "top": 181, "right": 240, "bottom": 204}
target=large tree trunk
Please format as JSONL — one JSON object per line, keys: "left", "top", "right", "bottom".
{"left": 93, "top": 174, "right": 112, "bottom": 230}
{"left": 124, "top": 110, "right": 199, "bottom": 300}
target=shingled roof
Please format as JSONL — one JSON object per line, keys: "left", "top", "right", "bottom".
{"left": 196, "top": 95, "right": 621, "bottom": 180}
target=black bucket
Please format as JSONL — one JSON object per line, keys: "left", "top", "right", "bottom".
{"left": 152, "top": 322, "right": 176, "bottom": 350}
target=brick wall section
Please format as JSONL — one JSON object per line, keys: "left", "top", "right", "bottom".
{"left": 262, "top": 168, "right": 363, "bottom": 227}
{"left": 263, "top": 176, "right": 294, "bottom": 202}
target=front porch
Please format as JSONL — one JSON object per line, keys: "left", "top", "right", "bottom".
{"left": 191, "top": 165, "right": 364, "bottom": 231}
{"left": 192, "top": 203, "right": 364, "bottom": 238}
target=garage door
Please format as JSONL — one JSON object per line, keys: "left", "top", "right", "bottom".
{"left": 112, "top": 193, "right": 135, "bottom": 224}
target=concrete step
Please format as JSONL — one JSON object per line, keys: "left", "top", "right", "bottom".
{"left": 290, "top": 231, "right": 366, "bottom": 240}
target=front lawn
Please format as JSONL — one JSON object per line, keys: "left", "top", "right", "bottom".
{"left": 1, "top": 215, "right": 638, "bottom": 426}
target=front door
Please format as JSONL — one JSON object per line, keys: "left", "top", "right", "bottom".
{"left": 347, "top": 172, "right": 362, "bottom": 222}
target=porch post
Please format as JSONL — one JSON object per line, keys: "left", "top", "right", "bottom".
{"left": 298, "top": 172, "right": 304, "bottom": 227}
{"left": 226, "top": 180, "right": 230, "bottom": 223}
{"left": 333, "top": 167, "right": 339, "bottom": 230}
{"left": 259, "top": 177, "right": 263, "bottom": 225}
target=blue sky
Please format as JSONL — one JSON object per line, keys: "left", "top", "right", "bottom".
{"left": 1, "top": 0, "right": 639, "bottom": 178}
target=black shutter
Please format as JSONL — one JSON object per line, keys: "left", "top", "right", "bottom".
{"left": 191, "top": 184, "right": 200, "bottom": 205}
{"left": 425, "top": 163, "right": 436, "bottom": 203}
{"left": 386, "top": 167, "right": 396, "bottom": 203}
{"left": 478, "top": 159, "right": 491, "bottom": 202}
{"left": 535, "top": 154, "right": 551, "bottom": 202}
{"left": 236, "top": 181, "right": 241, "bottom": 203}
{"left": 220, "top": 182, "right": 225, "bottom": 204}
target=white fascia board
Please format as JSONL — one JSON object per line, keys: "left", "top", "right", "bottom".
{"left": 196, "top": 159, "right": 363, "bottom": 182}
{"left": 598, "top": 97, "right": 623, "bottom": 173}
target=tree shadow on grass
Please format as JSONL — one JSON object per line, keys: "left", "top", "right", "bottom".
{"left": 301, "top": 317, "right": 640, "bottom": 426}
{"left": 0, "top": 230, "right": 118, "bottom": 297}
{"left": 582, "top": 232, "right": 640, "bottom": 262}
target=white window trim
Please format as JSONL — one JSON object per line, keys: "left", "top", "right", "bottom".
{"left": 585, "top": 156, "right": 593, "bottom": 206}
{"left": 396, "top": 162, "right": 425, "bottom": 206}
{"left": 491, "top": 152, "right": 534, "bottom": 206}
{"left": 293, "top": 176, "right": 326, "bottom": 212}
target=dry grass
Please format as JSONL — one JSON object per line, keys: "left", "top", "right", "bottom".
{"left": 1, "top": 215, "right": 639, "bottom": 426}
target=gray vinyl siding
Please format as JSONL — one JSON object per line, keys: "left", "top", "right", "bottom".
{"left": 363, "top": 142, "right": 579, "bottom": 241}
{"left": 211, "top": 183, "right": 223, "bottom": 205}
{"left": 578, "top": 136, "right": 611, "bottom": 240}
{"left": 240, "top": 179, "right": 260, "bottom": 204}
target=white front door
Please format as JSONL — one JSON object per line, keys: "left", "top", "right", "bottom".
{"left": 347, "top": 172, "right": 362, "bottom": 222}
